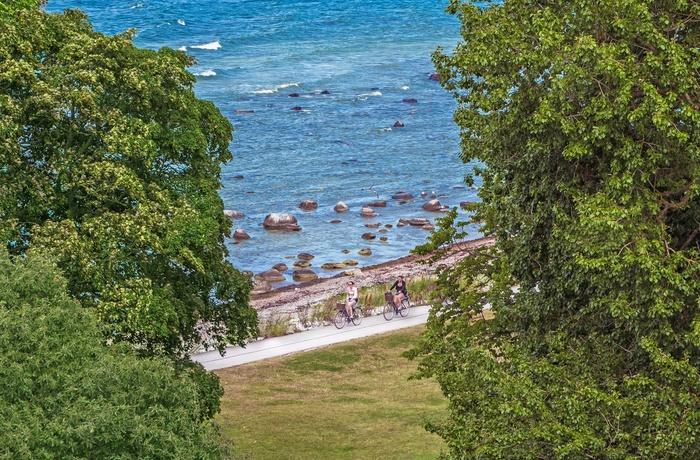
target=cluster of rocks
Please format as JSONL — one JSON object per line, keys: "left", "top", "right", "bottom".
{"left": 223, "top": 191, "right": 454, "bottom": 245}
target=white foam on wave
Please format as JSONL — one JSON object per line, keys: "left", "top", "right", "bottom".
{"left": 400, "top": 85, "right": 409, "bottom": 90}
{"left": 249, "top": 82, "right": 300, "bottom": 94}
{"left": 357, "top": 91, "right": 382, "bottom": 100}
{"left": 131, "top": 2, "right": 143, "bottom": 9}
{"left": 178, "top": 46, "right": 187, "bottom": 51}
{"left": 177, "top": 19, "right": 185, "bottom": 26}
{"left": 195, "top": 70, "right": 217, "bottom": 77}
{"left": 190, "top": 40, "right": 221, "bottom": 50}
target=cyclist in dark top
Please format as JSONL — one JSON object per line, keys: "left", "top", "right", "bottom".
{"left": 390, "top": 275, "right": 408, "bottom": 307}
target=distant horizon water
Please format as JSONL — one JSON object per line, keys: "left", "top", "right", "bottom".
{"left": 46, "top": 0, "right": 484, "bottom": 285}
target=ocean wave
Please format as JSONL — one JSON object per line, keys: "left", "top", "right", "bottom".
{"left": 400, "top": 85, "right": 409, "bottom": 90}
{"left": 356, "top": 91, "right": 382, "bottom": 100}
{"left": 178, "top": 46, "right": 187, "bottom": 51}
{"left": 195, "top": 70, "right": 217, "bottom": 77}
{"left": 249, "top": 82, "right": 300, "bottom": 94}
{"left": 130, "top": 2, "right": 143, "bottom": 8}
{"left": 177, "top": 19, "right": 185, "bottom": 26}
{"left": 190, "top": 40, "right": 221, "bottom": 50}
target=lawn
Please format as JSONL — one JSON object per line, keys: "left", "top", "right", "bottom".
{"left": 215, "top": 325, "right": 447, "bottom": 460}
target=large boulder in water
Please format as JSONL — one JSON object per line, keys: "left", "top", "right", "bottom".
{"left": 334, "top": 202, "right": 349, "bottom": 213}
{"left": 365, "top": 200, "right": 386, "bottom": 208}
{"left": 422, "top": 199, "right": 447, "bottom": 212}
{"left": 360, "top": 207, "right": 378, "bottom": 218}
{"left": 263, "top": 213, "right": 301, "bottom": 231}
{"left": 233, "top": 228, "right": 251, "bottom": 240}
{"left": 298, "top": 200, "right": 318, "bottom": 211}
{"left": 298, "top": 253, "right": 315, "bottom": 260}
{"left": 321, "top": 262, "right": 347, "bottom": 269}
{"left": 409, "top": 218, "right": 431, "bottom": 227}
{"left": 361, "top": 232, "right": 376, "bottom": 240}
{"left": 272, "top": 263, "right": 288, "bottom": 272}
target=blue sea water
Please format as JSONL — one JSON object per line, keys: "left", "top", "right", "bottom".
{"left": 46, "top": 0, "right": 482, "bottom": 284}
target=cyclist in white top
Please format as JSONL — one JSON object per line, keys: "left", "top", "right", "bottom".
{"left": 346, "top": 281, "right": 359, "bottom": 318}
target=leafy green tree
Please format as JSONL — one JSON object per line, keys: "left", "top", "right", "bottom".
{"left": 411, "top": 0, "right": 700, "bottom": 457}
{"left": 0, "top": 8, "right": 257, "bottom": 356}
{"left": 0, "top": 0, "right": 45, "bottom": 17}
{"left": 0, "top": 251, "right": 229, "bottom": 459}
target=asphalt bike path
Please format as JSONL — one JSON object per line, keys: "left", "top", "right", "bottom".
{"left": 193, "top": 305, "right": 430, "bottom": 371}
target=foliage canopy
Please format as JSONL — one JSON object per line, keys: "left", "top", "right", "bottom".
{"left": 0, "top": 251, "right": 228, "bottom": 459}
{"left": 0, "top": 8, "right": 257, "bottom": 357}
{"left": 411, "top": 0, "right": 700, "bottom": 457}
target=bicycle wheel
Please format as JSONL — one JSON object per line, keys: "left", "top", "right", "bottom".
{"left": 351, "top": 307, "right": 363, "bottom": 326}
{"left": 333, "top": 310, "right": 347, "bottom": 329}
{"left": 383, "top": 302, "right": 395, "bottom": 321}
{"left": 399, "top": 298, "right": 411, "bottom": 317}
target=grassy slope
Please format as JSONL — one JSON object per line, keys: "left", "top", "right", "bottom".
{"left": 216, "top": 325, "right": 447, "bottom": 459}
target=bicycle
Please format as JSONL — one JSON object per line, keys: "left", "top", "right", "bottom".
{"left": 382, "top": 292, "right": 412, "bottom": 321}
{"left": 333, "top": 303, "right": 363, "bottom": 329}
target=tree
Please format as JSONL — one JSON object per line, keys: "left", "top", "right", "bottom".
{"left": 0, "top": 251, "right": 229, "bottom": 459}
{"left": 0, "top": 8, "right": 257, "bottom": 357}
{"left": 410, "top": 0, "right": 700, "bottom": 457}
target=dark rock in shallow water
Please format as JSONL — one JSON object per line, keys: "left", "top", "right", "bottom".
{"left": 289, "top": 93, "right": 299, "bottom": 97}
{"left": 233, "top": 228, "right": 251, "bottom": 240}
{"left": 402, "top": 98, "right": 417, "bottom": 103}
{"left": 393, "top": 121, "right": 404, "bottom": 128}
{"left": 365, "top": 200, "right": 386, "bottom": 208}
{"left": 233, "top": 175, "right": 244, "bottom": 180}
{"left": 320, "top": 90, "right": 330, "bottom": 94}
{"left": 429, "top": 72, "right": 440, "bottom": 81}
{"left": 409, "top": 218, "right": 431, "bottom": 227}
{"left": 293, "top": 260, "right": 312, "bottom": 268}
{"left": 334, "top": 202, "right": 349, "bottom": 212}
{"left": 234, "top": 110, "right": 254, "bottom": 114}
{"left": 298, "top": 253, "right": 315, "bottom": 260}
{"left": 422, "top": 199, "right": 448, "bottom": 212}
{"left": 291, "top": 106, "right": 302, "bottom": 111}
{"left": 298, "top": 200, "right": 318, "bottom": 211}
{"left": 360, "top": 207, "right": 378, "bottom": 218}
{"left": 224, "top": 210, "right": 244, "bottom": 219}
{"left": 272, "top": 263, "right": 288, "bottom": 272}
{"left": 361, "top": 232, "right": 376, "bottom": 240}
{"left": 391, "top": 191, "right": 414, "bottom": 200}
{"left": 358, "top": 248, "right": 372, "bottom": 256}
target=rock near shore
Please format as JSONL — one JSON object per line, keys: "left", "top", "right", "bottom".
{"left": 263, "top": 213, "right": 301, "bottom": 231}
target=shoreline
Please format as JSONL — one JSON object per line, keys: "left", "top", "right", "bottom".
{"left": 250, "top": 236, "right": 495, "bottom": 320}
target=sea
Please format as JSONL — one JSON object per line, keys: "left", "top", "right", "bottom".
{"left": 46, "top": 0, "right": 483, "bottom": 285}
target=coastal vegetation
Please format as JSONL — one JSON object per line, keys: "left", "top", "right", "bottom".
{"left": 0, "top": 2, "right": 257, "bottom": 357}
{"left": 1, "top": 1, "right": 256, "bottom": 457}
{"left": 0, "top": 252, "right": 228, "bottom": 458}
{"left": 411, "top": 0, "right": 700, "bottom": 458}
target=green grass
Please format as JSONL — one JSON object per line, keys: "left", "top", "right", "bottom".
{"left": 215, "top": 325, "right": 447, "bottom": 460}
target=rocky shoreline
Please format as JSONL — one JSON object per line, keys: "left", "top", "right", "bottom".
{"left": 251, "top": 236, "right": 495, "bottom": 321}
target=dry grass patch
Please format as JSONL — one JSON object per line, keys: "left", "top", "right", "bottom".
{"left": 216, "top": 325, "right": 446, "bottom": 460}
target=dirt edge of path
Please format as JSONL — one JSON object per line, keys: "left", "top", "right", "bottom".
{"left": 251, "top": 236, "right": 495, "bottom": 320}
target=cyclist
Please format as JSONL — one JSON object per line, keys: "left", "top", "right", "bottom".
{"left": 390, "top": 275, "right": 408, "bottom": 307}
{"left": 346, "top": 281, "right": 359, "bottom": 318}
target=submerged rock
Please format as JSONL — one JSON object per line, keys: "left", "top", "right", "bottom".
{"left": 298, "top": 253, "right": 315, "bottom": 260}
{"left": 298, "top": 200, "right": 318, "bottom": 211}
{"left": 358, "top": 248, "right": 372, "bottom": 256}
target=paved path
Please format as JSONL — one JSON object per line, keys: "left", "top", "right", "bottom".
{"left": 193, "top": 305, "right": 430, "bottom": 371}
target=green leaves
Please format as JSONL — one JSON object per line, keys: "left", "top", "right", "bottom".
{"left": 0, "top": 9, "right": 257, "bottom": 357}
{"left": 0, "top": 251, "right": 229, "bottom": 458}
{"left": 413, "top": 0, "right": 700, "bottom": 457}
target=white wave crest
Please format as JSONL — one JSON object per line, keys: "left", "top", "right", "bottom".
{"left": 400, "top": 85, "right": 409, "bottom": 90}
{"left": 177, "top": 19, "right": 185, "bottom": 26}
{"left": 195, "top": 70, "right": 217, "bottom": 77}
{"left": 178, "top": 46, "right": 187, "bottom": 51}
{"left": 357, "top": 91, "right": 382, "bottom": 100}
{"left": 190, "top": 40, "right": 221, "bottom": 50}
{"left": 250, "top": 82, "right": 300, "bottom": 94}
{"left": 130, "top": 2, "right": 143, "bottom": 9}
